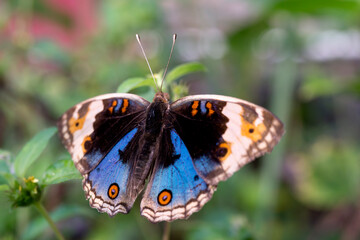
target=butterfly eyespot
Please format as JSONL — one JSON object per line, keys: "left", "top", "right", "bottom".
{"left": 240, "top": 116, "right": 267, "bottom": 142}
{"left": 108, "top": 183, "right": 119, "bottom": 199}
{"left": 69, "top": 116, "right": 87, "bottom": 133}
{"left": 217, "top": 142, "right": 232, "bottom": 161}
{"left": 194, "top": 175, "right": 199, "bottom": 181}
{"left": 158, "top": 189, "right": 172, "bottom": 206}
{"left": 82, "top": 136, "right": 92, "bottom": 153}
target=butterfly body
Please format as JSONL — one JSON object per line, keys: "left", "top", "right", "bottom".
{"left": 58, "top": 91, "right": 284, "bottom": 222}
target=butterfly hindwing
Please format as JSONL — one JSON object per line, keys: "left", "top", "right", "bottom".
{"left": 170, "top": 94, "right": 284, "bottom": 185}
{"left": 84, "top": 128, "right": 140, "bottom": 215}
{"left": 140, "top": 129, "right": 216, "bottom": 222}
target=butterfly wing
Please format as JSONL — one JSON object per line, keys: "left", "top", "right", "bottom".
{"left": 169, "top": 94, "right": 284, "bottom": 185}
{"left": 140, "top": 128, "right": 216, "bottom": 222}
{"left": 57, "top": 93, "right": 150, "bottom": 215}
{"left": 83, "top": 127, "right": 142, "bottom": 215}
{"left": 57, "top": 93, "right": 149, "bottom": 174}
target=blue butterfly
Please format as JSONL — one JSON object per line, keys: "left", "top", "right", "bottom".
{"left": 57, "top": 35, "right": 284, "bottom": 222}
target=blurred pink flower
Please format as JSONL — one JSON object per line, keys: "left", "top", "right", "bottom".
{"left": 4, "top": 0, "right": 98, "bottom": 49}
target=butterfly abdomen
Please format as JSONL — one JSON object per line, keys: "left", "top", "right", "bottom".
{"left": 128, "top": 100, "right": 170, "bottom": 198}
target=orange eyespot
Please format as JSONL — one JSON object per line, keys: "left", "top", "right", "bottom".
{"left": 240, "top": 116, "right": 267, "bottom": 142}
{"left": 81, "top": 136, "right": 92, "bottom": 153}
{"left": 217, "top": 142, "right": 231, "bottom": 161}
{"left": 121, "top": 99, "right": 129, "bottom": 113}
{"left": 158, "top": 189, "right": 172, "bottom": 206}
{"left": 191, "top": 101, "right": 199, "bottom": 116}
{"left": 108, "top": 183, "right": 119, "bottom": 199}
{"left": 69, "top": 117, "right": 86, "bottom": 133}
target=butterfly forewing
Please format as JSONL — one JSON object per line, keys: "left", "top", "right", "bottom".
{"left": 169, "top": 94, "right": 284, "bottom": 185}
{"left": 57, "top": 93, "right": 149, "bottom": 174}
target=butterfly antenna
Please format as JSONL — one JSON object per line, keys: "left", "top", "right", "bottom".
{"left": 160, "top": 34, "right": 177, "bottom": 91}
{"left": 136, "top": 34, "right": 160, "bottom": 92}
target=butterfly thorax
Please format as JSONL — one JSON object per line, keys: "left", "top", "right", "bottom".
{"left": 153, "top": 91, "right": 169, "bottom": 103}
{"left": 145, "top": 101, "right": 168, "bottom": 136}
{"left": 145, "top": 91, "right": 173, "bottom": 137}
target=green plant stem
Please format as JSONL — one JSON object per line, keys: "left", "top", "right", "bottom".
{"left": 17, "top": 208, "right": 29, "bottom": 239}
{"left": 254, "top": 59, "right": 296, "bottom": 237}
{"left": 33, "top": 201, "right": 65, "bottom": 240}
{"left": 162, "top": 222, "right": 171, "bottom": 240}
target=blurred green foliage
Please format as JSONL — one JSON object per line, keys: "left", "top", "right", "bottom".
{"left": 293, "top": 138, "right": 360, "bottom": 208}
{"left": 0, "top": 0, "right": 360, "bottom": 239}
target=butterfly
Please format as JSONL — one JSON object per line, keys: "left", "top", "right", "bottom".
{"left": 57, "top": 34, "right": 284, "bottom": 223}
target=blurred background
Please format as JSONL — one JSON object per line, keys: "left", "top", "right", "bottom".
{"left": 0, "top": 0, "right": 360, "bottom": 239}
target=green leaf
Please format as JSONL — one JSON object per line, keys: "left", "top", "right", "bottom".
{"left": 0, "top": 160, "right": 10, "bottom": 174}
{"left": 14, "top": 127, "right": 57, "bottom": 178}
{"left": 166, "top": 62, "right": 206, "bottom": 83}
{"left": 22, "top": 205, "right": 93, "bottom": 240}
{"left": 300, "top": 75, "right": 343, "bottom": 101}
{"left": 117, "top": 77, "right": 155, "bottom": 93}
{"left": 133, "top": 88, "right": 156, "bottom": 102}
{"left": 42, "top": 159, "right": 81, "bottom": 185}
{"left": 0, "top": 173, "right": 16, "bottom": 187}
{"left": 0, "top": 184, "right": 9, "bottom": 191}
{"left": 272, "top": 0, "right": 360, "bottom": 14}
{"left": 347, "top": 79, "right": 360, "bottom": 96}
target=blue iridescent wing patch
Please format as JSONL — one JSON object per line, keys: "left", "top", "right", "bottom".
{"left": 140, "top": 129, "right": 216, "bottom": 222}
{"left": 84, "top": 128, "right": 138, "bottom": 215}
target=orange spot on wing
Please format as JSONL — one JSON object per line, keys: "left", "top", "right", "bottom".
{"left": 121, "top": 99, "right": 129, "bottom": 113}
{"left": 218, "top": 142, "right": 232, "bottom": 161}
{"left": 108, "top": 100, "right": 117, "bottom": 114}
{"left": 240, "top": 116, "right": 267, "bottom": 142}
{"left": 81, "top": 136, "right": 92, "bottom": 153}
{"left": 206, "top": 102, "right": 215, "bottom": 116}
{"left": 191, "top": 101, "right": 199, "bottom": 116}
{"left": 69, "top": 110, "right": 89, "bottom": 134}
{"left": 158, "top": 190, "right": 172, "bottom": 206}
{"left": 108, "top": 183, "right": 119, "bottom": 199}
